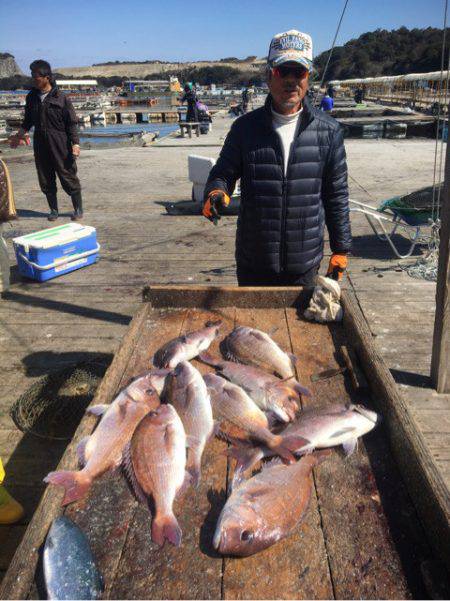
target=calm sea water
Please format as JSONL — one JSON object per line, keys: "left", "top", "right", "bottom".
{"left": 79, "top": 122, "right": 178, "bottom": 145}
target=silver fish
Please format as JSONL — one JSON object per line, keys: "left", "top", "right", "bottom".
{"left": 164, "top": 360, "right": 214, "bottom": 486}
{"left": 228, "top": 403, "right": 380, "bottom": 489}
{"left": 220, "top": 326, "right": 299, "bottom": 382}
{"left": 199, "top": 352, "right": 310, "bottom": 423}
{"left": 44, "top": 516, "right": 103, "bottom": 600}
{"left": 153, "top": 320, "right": 222, "bottom": 369}
{"left": 213, "top": 452, "right": 329, "bottom": 556}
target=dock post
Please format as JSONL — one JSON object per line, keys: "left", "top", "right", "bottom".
{"left": 431, "top": 105, "right": 450, "bottom": 392}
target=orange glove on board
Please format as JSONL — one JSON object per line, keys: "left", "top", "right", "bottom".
{"left": 326, "top": 254, "right": 348, "bottom": 281}
{"left": 203, "top": 189, "right": 230, "bottom": 225}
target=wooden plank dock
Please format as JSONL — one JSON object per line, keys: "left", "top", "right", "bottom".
{"left": 0, "top": 287, "right": 435, "bottom": 599}
{"left": 0, "top": 116, "right": 449, "bottom": 591}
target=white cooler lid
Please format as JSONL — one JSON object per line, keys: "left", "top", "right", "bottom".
{"left": 13, "top": 223, "right": 96, "bottom": 250}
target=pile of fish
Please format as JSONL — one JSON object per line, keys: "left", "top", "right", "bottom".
{"left": 44, "top": 319, "right": 380, "bottom": 559}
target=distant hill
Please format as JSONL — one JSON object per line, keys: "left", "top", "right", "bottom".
{"left": 0, "top": 53, "right": 23, "bottom": 78}
{"left": 314, "top": 27, "right": 448, "bottom": 81}
{"left": 56, "top": 58, "right": 265, "bottom": 79}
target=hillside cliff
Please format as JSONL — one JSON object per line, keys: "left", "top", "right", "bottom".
{"left": 0, "top": 53, "right": 23, "bottom": 78}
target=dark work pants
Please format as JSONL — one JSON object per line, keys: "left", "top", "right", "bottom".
{"left": 237, "top": 264, "right": 319, "bottom": 287}
{"left": 34, "top": 140, "right": 82, "bottom": 211}
{"left": 186, "top": 104, "right": 198, "bottom": 122}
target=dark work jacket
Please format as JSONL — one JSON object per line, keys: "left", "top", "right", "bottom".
{"left": 21, "top": 86, "right": 80, "bottom": 161}
{"left": 181, "top": 89, "right": 198, "bottom": 122}
{"left": 204, "top": 95, "right": 351, "bottom": 275}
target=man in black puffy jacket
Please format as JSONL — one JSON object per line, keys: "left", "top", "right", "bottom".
{"left": 203, "top": 30, "right": 351, "bottom": 286}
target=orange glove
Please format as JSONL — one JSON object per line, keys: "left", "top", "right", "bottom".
{"left": 202, "top": 189, "right": 230, "bottom": 225}
{"left": 326, "top": 254, "right": 348, "bottom": 281}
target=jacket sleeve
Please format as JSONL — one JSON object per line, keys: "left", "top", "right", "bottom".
{"left": 20, "top": 93, "right": 34, "bottom": 132}
{"left": 204, "top": 120, "right": 242, "bottom": 200}
{"left": 322, "top": 126, "right": 352, "bottom": 254}
{"left": 63, "top": 96, "right": 80, "bottom": 145}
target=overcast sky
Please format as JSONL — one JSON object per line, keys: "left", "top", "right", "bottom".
{"left": 1, "top": 0, "right": 447, "bottom": 71}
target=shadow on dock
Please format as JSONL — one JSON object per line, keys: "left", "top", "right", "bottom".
{"left": 2, "top": 290, "right": 132, "bottom": 326}
{"left": 351, "top": 233, "right": 426, "bottom": 260}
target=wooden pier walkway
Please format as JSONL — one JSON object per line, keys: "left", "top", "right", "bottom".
{"left": 0, "top": 116, "right": 448, "bottom": 587}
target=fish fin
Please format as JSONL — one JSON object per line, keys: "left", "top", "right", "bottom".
{"left": 290, "top": 381, "right": 312, "bottom": 398}
{"left": 205, "top": 319, "right": 222, "bottom": 328}
{"left": 261, "top": 456, "right": 285, "bottom": 470}
{"left": 43, "top": 470, "right": 92, "bottom": 506}
{"left": 76, "top": 436, "right": 90, "bottom": 467}
{"left": 266, "top": 412, "right": 279, "bottom": 428}
{"left": 178, "top": 470, "right": 193, "bottom": 497}
{"left": 121, "top": 443, "right": 148, "bottom": 505}
{"left": 281, "top": 435, "right": 312, "bottom": 454}
{"left": 267, "top": 436, "right": 296, "bottom": 464}
{"left": 198, "top": 352, "right": 222, "bottom": 368}
{"left": 210, "top": 420, "right": 221, "bottom": 441}
{"left": 248, "top": 329, "right": 269, "bottom": 343}
{"left": 329, "top": 427, "right": 356, "bottom": 439}
{"left": 267, "top": 326, "right": 279, "bottom": 337}
{"left": 343, "top": 438, "right": 358, "bottom": 456}
{"left": 86, "top": 404, "right": 109, "bottom": 416}
{"left": 151, "top": 513, "right": 182, "bottom": 547}
{"left": 186, "top": 448, "right": 202, "bottom": 488}
{"left": 215, "top": 428, "right": 247, "bottom": 446}
{"left": 288, "top": 353, "right": 298, "bottom": 371}
{"left": 226, "top": 446, "right": 266, "bottom": 492}
{"left": 219, "top": 338, "right": 240, "bottom": 363}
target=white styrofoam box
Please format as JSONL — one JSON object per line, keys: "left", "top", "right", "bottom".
{"left": 192, "top": 183, "right": 206, "bottom": 203}
{"left": 188, "top": 155, "right": 216, "bottom": 185}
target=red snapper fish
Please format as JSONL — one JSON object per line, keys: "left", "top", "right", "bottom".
{"left": 220, "top": 326, "right": 305, "bottom": 389}
{"left": 213, "top": 452, "right": 329, "bottom": 556}
{"left": 123, "top": 404, "right": 188, "bottom": 547}
{"left": 153, "top": 320, "right": 222, "bottom": 369}
{"left": 164, "top": 360, "right": 214, "bottom": 486}
{"left": 44, "top": 374, "right": 161, "bottom": 506}
{"left": 199, "top": 352, "right": 309, "bottom": 422}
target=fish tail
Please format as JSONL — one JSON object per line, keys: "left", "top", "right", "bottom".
{"left": 267, "top": 435, "right": 296, "bottom": 464}
{"left": 226, "top": 445, "right": 266, "bottom": 490}
{"left": 151, "top": 512, "right": 182, "bottom": 547}
{"left": 197, "top": 352, "right": 222, "bottom": 368}
{"left": 281, "top": 434, "right": 312, "bottom": 454}
{"left": 43, "top": 470, "right": 92, "bottom": 506}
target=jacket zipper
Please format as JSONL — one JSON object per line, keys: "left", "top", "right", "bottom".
{"left": 279, "top": 112, "right": 312, "bottom": 273}
{"left": 280, "top": 169, "right": 287, "bottom": 273}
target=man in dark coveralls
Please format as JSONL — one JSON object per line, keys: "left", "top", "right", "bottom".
{"left": 202, "top": 30, "right": 351, "bottom": 286}
{"left": 10, "top": 60, "right": 83, "bottom": 221}
{"left": 180, "top": 83, "right": 199, "bottom": 123}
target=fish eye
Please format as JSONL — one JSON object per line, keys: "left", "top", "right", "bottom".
{"left": 240, "top": 530, "right": 253, "bottom": 542}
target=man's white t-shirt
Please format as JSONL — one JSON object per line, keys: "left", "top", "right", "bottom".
{"left": 39, "top": 91, "right": 50, "bottom": 103}
{"left": 271, "top": 106, "right": 303, "bottom": 175}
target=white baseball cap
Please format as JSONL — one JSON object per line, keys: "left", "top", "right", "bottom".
{"left": 268, "top": 29, "right": 313, "bottom": 71}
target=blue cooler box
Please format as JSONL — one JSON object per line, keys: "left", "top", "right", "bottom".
{"left": 13, "top": 223, "right": 100, "bottom": 282}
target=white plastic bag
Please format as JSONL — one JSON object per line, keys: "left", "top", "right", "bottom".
{"left": 304, "top": 275, "right": 343, "bottom": 323}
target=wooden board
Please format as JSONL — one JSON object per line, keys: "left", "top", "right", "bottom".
{"left": 0, "top": 286, "right": 444, "bottom": 600}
